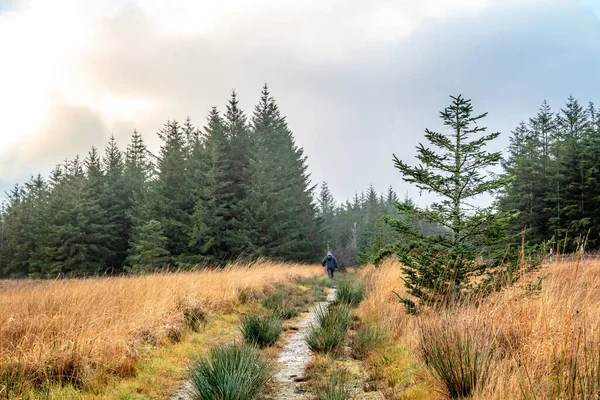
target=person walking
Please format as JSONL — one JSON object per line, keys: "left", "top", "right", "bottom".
{"left": 321, "top": 251, "right": 338, "bottom": 279}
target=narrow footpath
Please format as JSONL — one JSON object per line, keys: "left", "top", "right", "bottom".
{"left": 271, "top": 288, "right": 337, "bottom": 399}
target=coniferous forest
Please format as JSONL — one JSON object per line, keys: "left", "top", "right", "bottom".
{"left": 0, "top": 86, "right": 409, "bottom": 277}
{"left": 1, "top": 92, "right": 598, "bottom": 278}
{"left": 499, "top": 97, "right": 600, "bottom": 251}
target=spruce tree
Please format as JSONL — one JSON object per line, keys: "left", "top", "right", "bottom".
{"left": 317, "top": 181, "right": 336, "bottom": 250}
{"left": 189, "top": 107, "right": 234, "bottom": 264}
{"left": 102, "top": 136, "right": 131, "bottom": 272}
{"left": 150, "top": 120, "right": 191, "bottom": 258}
{"left": 125, "top": 130, "right": 153, "bottom": 225}
{"left": 223, "top": 91, "right": 251, "bottom": 256}
{"left": 126, "top": 219, "right": 170, "bottom": 272}
{"left": 385, "top": 95, "right": 512, "bottom": 311}
{"left": 245, "top": 85, "right": 320, "bottom": 261}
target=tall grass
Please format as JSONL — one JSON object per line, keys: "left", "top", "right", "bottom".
{"left": 336, "top": 276, "right": 364, "bottom": 307}
{"left": 188, "top": 342, "right": 273, "bottom": 400}
{"left": 350, "top": 323, "right": 386, "bottom": 360}
{"left": 418, "top": 318, "right": 496, "bottom": 398}
{"left": 357, "top": 258, "right": 600, "bottom": 398}
{"left": 0, "top": 261, "right": 322, "bottom": 393}
{"left": 306, "top": 304, "right": 351, "bottom": 354}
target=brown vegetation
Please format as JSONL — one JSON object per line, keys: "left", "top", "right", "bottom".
{"left": 0, "top": 261, "right": 321, "bottom": 393}
{"left": 358, "top": 258, "right": 600, "bottom": 399}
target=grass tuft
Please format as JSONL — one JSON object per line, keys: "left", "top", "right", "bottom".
{"left": 336, "top": 276, "right": 364, "bottom": 307}
{"left": 351, "top": 323, "right": 386, "bottom": 360}
{"left": 240, "top": 314, "right": 283, "bottom": 348}
{"left": 418, "top": 318, "right": 495, "bottom": 398}
{"left": 306, "top": 304, "right": 351, "bottom": 355}
{"left": 189, "top": 342, "right": 273, "bottom": 400}
{"left": 271, "top": 300, "right": 300, "bottom": 320}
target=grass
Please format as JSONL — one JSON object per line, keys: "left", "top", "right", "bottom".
{"left": 188, "top": 342, "right": 273, "bottom": 400}
{"left": 0, "top": 261, "right": 322, "bottom": 397}
{"left": 306, "top": 304, "right": 352, "bottom": 355}
{"left": 336, "top": 276, "right": 364, "bottom": 307}
{"left": 350, "top": 323, "right": 386, "bottom": 360}
{"left": 271, "top": 301, "right": 299, "bottom": 320}
{"left": 315, "top": 380, "right": 352, "bottom": 400}
{"left": 240, "top": 313, "right": 282, "bottom": 347}
{"left": 418, "top": 317, "right": 495, "bottom": 398}
{"left": 357, "top": 257, "right": 600, "bottom": 398}
{"left": 262, "top": 277, "right": 329, "bottom": 320}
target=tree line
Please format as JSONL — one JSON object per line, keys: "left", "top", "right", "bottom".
{"left": 499, "top": 96, "right": 600, "bottom": 251}
{"left": 316, "top": 182, "right": 443, "bottom": 267}
{"left": 0, "top": 86, "right": 324, "bottom": 277}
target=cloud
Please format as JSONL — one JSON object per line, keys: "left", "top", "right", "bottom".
{"left": 0, "top": 0, "right": 598, "bottom": 205}
{"left": 1, "top": 92, "right": 110, "bottom": 183}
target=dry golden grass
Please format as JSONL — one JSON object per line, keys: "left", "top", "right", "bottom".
{"left": 358, "top": 258, "right": 600, "bottom": 399}
{"left": 0, "top": 261, "right": 322, "bottom": 393}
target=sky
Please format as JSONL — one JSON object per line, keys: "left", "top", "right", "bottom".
{"left": 0, "top": 0, "right": 599, "bottom": 206}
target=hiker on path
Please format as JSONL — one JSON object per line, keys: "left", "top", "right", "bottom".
{"left": 321, "top": 251, "right": 338, "bottom": 279}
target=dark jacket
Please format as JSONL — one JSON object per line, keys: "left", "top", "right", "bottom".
{"left": 322, "top": 252, "right": 338, "bottom": 269}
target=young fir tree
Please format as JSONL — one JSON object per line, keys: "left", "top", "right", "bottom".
{"left": 385, "top": 95, "right": 513, "bottom": 312}
{"left": 126, "top": 219, "right": 170, "bottom": 273}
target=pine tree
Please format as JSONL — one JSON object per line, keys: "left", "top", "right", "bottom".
{"left": 554, "top": 97, "right": 589, "bottom": 248}
{"left": 317, "top": 181, "right": 336, "bottom": 250}
{"left": 385, "top": 95, "right": 513, "bottom": 311}
{"left": 150, "top": 120, "right": 191, "bottom": 258}
{"left": 125, "top": 130, "right": 153, "bottom": 226}
{"left": 126, "top": 219, "right": 170, "bottom": 273}
{"left": 499, "top": 121, "right": 545, "bottom": 242}
{"left": 102, "top": 136, "right": 131, "bottom": 272}
{"left": 189, "top": 107, "right": 234, "bottom": 264}
{"left": 223, "top": 91, "right": 251, "bottom": 256}
{"left": 245, "top": 85, "right": 320, "bottom": 261}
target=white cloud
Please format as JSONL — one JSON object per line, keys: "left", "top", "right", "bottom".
{"left": 0, "top": 0, "right": 585, "bottom": 202}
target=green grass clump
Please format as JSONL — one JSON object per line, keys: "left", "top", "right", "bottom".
{"left": 189, "top": 342, "right": 273, "bottom": 400}
{"left": 336, "top": 277, "right": 364, "bottom": 307}
{"left": 306, "top": 305, "right": 351, "bottom": 355}
{"left": 240, "top": 314, "right": 282, "bottom": 348}
{"left": 419, "top": 320, "right": 495, "bottom": 398}
{"left": 262, "top": 286, "right": 289, "bottom": 310}
{"left": 271, "top": 300, "right": 300, "bottom": 320}
{"left": 351, "top": 323, "right": 386, "bottom": 360}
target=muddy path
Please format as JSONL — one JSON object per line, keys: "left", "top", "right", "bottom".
{"left": 270, "top": 288, "right": 337, "bottom": 399}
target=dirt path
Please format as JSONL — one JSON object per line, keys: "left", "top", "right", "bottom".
{"left": 171, "top": 288, "right": 337, "bottom": 400}
{"left": 271, "top": 288, "right": 337, "bottom": 400}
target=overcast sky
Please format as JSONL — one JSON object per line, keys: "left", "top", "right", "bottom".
{"left": 1, "top": 0, "right": 599, "bottom": 205}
